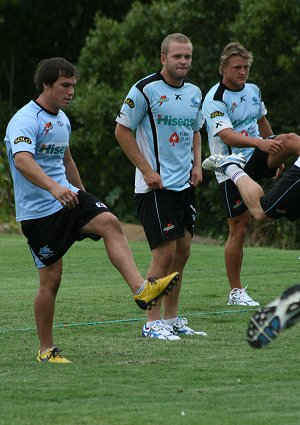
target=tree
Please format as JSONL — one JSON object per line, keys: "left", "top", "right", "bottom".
{"left": 71, "top": 0, "right": 239, "bottom": 224}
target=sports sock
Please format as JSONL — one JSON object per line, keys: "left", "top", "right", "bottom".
{"left": 146, "top": 320, "right": 161, "bottom": 328}
{"left": 135, "top": 280, "right": 147, "bottom": 295}
{"left": 224, "top": 164, "right": 247, "bottom": 184}
{"left": 162, "top": 318, "right": 177, "bottom": 326}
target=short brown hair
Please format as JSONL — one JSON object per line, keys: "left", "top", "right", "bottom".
{"left": 219, "top": 42, "right": 253, "bottom": 75}
{"left": 161, "top": 33, "right": 192, "bottom": 55}
{"left": 34, "top": 57, "right": 77, "bottom": 94}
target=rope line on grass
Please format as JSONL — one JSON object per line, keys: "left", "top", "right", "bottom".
{"left": 0, "top": 308, "right": 256, "bottom": 334}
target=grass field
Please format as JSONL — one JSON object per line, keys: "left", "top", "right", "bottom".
{"left": 0, "top": 234, "right": 299, "bottom": 425}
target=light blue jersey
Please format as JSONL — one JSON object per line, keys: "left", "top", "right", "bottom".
{"left": 202, "top": 81, "right": 267, "bottom": 183}
{"left": 116, "top": 72, "right": 202, "bottom": 193}
{"left": 4, "top": 100, "right": 79, "bottom": 221}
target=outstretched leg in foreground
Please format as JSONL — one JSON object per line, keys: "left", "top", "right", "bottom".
{"left": 81, "top": 212, "right": 179, "bottom": 310}
{"left": 247, "top": 284, "right": 300, "bottom": 348}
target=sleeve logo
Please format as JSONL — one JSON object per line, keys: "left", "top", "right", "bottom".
{"left": 210, "top": 111, "right": 224, "bottom": 118}
{"left": 125, "top": 98, "right": 135, "bottom": 108}
{"left": 14, "top": 136, "right": 32, "bottom": 144}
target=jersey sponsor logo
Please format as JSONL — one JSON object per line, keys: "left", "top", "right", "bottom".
{"left": 157, "top": 114, "right": 194, "bottom": 126}
{"left": 125, "top": 98, "right": 135, "bottom": 108}
{"left": 38, "top": 144, "right": 68, "bottom": 155}
{"left": 163, "top": 222, "right": 174, "bottom": 234}
{"left": 232, "top": 116, "right": 257, "bottom": 128}
{"left": 43, "top": 122, "right": 53, "bottom": 135}
{"left": 159, "top": 95, "right": 169, "bottom": 106}
{"left": 233, "top": 199, "right": 244, "bottom": 209}
{"left": 14, "top": 136, "right": 32, "bottom": 145}
{"left": 210, "top": 111, "right": 224, "bottom": 118}
{"left": 38, "top": 245, "right": 54, "bottom": 260}
{"left": 169, "top": 132, "right": 180, "bottom": 146}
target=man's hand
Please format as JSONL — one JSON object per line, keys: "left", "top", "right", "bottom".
{"left": 49, "top": 183, "right": 79, "bottom": 209}
{"left": 189, "top": 164, "right": 203, "bottom": 187}
{"left": 259, "top": 138, "right": 284, "bottom": 155}
{"left": 143, "top": 169, "right": 164, "bottom": 190}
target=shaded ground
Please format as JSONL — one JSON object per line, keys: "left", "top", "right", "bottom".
{"left": 0, "top": 221, "right": 218, "bottom": 245}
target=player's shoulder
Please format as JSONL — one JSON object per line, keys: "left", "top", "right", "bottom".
{"left": 203, "top": 81, "right": 225, "bottom": 103}
{"left": 245, "top": 79, "right": 261, "bottom": 91}
{"left": 135, "top": 72, "right": 162, "bottom": 91}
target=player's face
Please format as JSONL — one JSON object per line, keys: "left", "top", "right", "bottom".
{"left": 42, "top": 76, "right": 77, "bottom": 112}
{"left": 161, "top": 41, "right": 192, "bottom": 86}
{"left": 222, "top": 55, "right": 250, "bottom": 90}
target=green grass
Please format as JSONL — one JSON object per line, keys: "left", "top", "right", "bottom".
{"left": 0, "top": 234, "right": 299, "bottom": 425}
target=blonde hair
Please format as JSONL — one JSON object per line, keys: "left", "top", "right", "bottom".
{"left": 161, "top": 33, "right": 192, "bottom": 55}
{"left": 219, "top": 42, "right": 253, "bottom": 75}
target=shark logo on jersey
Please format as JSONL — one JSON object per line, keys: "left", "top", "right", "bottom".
{"left": 159, "top": 95, "right": 169, "bottom": 106}
{"left": 190, "top": 96, "right": 201, "bottom": 108}
{"left": 38, "top": 245, "right": 54, "bottom": 259}
{"left": 43, "top": 122, "right": 53, "bottom": 135}
{"left": 252, "top": 96, "right": 260, "bottom": 106}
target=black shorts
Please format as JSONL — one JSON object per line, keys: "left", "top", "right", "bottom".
{"left": 21, "top": 191, "right": 110, "bottom": 268}
{"left": 134, "top": 187, "right": 196, "bottom": 250}
{"left": 260, "top": 164, "right": 300, "bottom": 221}
{"left": 219, "top": 149, "right": 276, "bottom": 218}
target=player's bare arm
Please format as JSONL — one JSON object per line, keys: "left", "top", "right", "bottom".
{"left": 189, "top": 131, "right": 202, "bottom": 186}
{"left": 218, "top": 127, "right": 284, "bottom": 155}
{"left": 115, "top": 123, "right": 163, "bottom": 190}
{"left": 14, "top": 151, "right": 78, "bottom": 208}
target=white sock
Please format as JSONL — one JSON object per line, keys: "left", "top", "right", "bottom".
{"left": 135, "top": 280, "right": 147, "bottom": 295}
{"left": 162, "top": 318, "right": 177, "bottom": 326}
{"left": 224, "top": 164, "right": 247, "bottom": 185}
{"left": 146, "top": 320, "right": 161, "bottom": 328}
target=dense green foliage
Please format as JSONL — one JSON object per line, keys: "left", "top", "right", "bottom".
{"left": 1, "top": 0, "right": 300, "bottom": 246}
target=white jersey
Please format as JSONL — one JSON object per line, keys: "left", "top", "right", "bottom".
{"left": 116, "top": 72, "right": 202, "bottom": 193}
{"left": 202, "top": 81, "right": 267, "bottom": 183}
{"left": 4, "top": 100, "right": 79, "bottom": 221}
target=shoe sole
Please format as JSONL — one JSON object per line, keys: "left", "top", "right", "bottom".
{"left": 135, "top": 273, "right": 179, "bottom": 310}
{"left": 247, "top": 284, "right": 300, "bottom": 348}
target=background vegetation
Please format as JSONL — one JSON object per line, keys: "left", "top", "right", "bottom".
{"left": 1, "top": 0, "right": 300, "bottom": 246}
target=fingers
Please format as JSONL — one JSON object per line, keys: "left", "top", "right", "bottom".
{"left": 60, "top": 192, "right": 79, "bottom": 209}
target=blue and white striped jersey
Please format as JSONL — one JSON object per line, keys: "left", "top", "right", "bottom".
{"left": 4, "top": 100, "right": 79, "bottom": 221}
{"left": 202, "top": 81, "right": 267, "bottom": 183}
{"left": 116, "top": 72, "right": 202, "bottom": 193}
